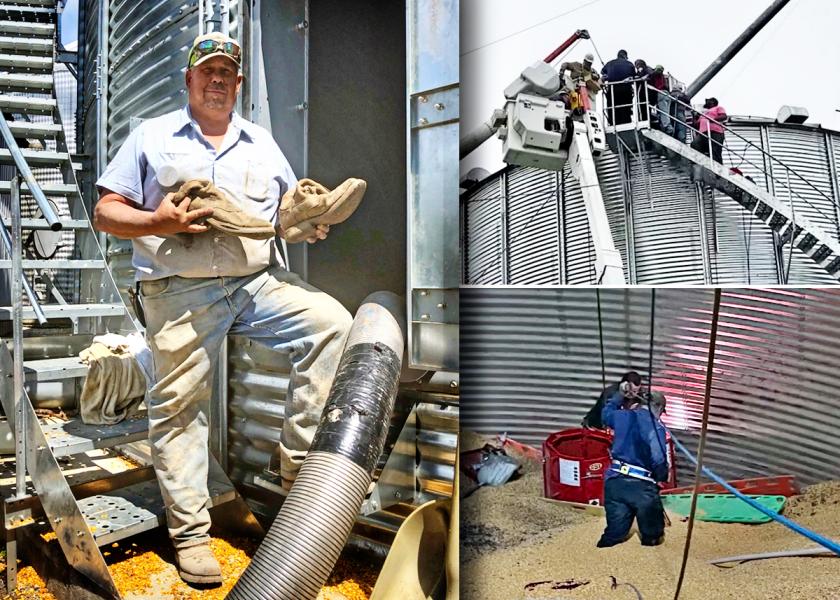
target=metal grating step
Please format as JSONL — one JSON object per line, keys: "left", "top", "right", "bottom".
{"left": 0, "top": 303, "right": 126, "bottom": 320}
{"left": 0, "top": 258, "right": 105, "bottom": 269}
{"left": 23, "top": 355, "right": 87, "bottom": 381}
{"left": 0, "top": 93, "right": 54, "bottom": 114}
{"left": 41, "top": 413, "right": 149, "bottom": 458}
{"left": 3, "top": 217, "right": 88, "bottom": 228}
{"left": 0, "top": 147, "right": 77, "bottom": 167}
{"left": 79, "top": 476, "right": 235, "bottom": 547}
{"left": 5, "top": 120, "right": 62, "bottom": 139}
{"left": 0, "top": 52, "right": 51, "bottom": 71}
{"left": 0, "top": 34, "right": 51, "bottom": 54}
{"left": 2, "top": 0, "right": 55, "bottom": 6}
{"left": 0, "top": 181, "right": 76, "bottom": 196}
{"left": 0, "top": 72, "right": 51, "bottom": 91}
{"left": 0, "top": 19, "right": 53, "bottom": 36}
{"left": 0, "top": 5, "right": 56, "bottom": 24}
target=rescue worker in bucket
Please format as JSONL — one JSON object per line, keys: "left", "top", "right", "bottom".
{"left": 596, "top": 387, "right": 669, "bottom": 547}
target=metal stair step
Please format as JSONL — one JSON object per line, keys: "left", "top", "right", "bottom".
{"left": 0, "top": 257, "right": 106, "bottom": 270}
{"left": 5, "top": 119, "right": 62, "bottom": 139}
{"left": 0, "top": 19, "right": 53, "bottom": 36}
{"left": 0, "top": 52, "right": 52, "bottom": 71}
{"left": 0, "top": 258, "right": 106, "bottom": 268}
{"left": 0, "top": 303, "right": 126, "bottom": 320}
{"left": 41, "top": 413, "right": 149, "bottom": 458}
{"left": 3, "top": 217, "right": 88, "bottom": 228}
{"left": 0, "top": 34, "right": 51, "bottom": 53}
{"left": 0, "top": 180, "right": 78, "bottom": 195}
{"left": 0, "top": 72, "right": 51, "bottom": 91}
{"left": 78, "top": 476, "right": 235, "bottom": 547}
{"left": 0, "top": 5, "right": 55, "bottom": 24}
{"left": 1, "top": 0, "right": 55, "bottom": 6}
{"left": 0, "top": 147, "right": 77, "bottom": 167}
{"left": 22, "top": 355, "right": 88, "bottom": 381}
{"left": 0, "top": 93, "right": 54, "bottom": 114}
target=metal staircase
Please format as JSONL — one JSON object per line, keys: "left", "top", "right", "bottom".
{"left": 0, "top": 2, "right": 258, "bottom": 597}
{"left": 603, "top": 81, "right": 840, "bottom": 282}
{"left": 639, "top": 128, "right": 840, "bottom": 280}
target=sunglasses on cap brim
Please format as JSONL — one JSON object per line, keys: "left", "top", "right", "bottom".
{"left": 188, "top": 39, "right": 242, "bottom": 69}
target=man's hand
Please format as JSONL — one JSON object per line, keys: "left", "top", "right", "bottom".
{"left": 150, "top": 192, "right": 214, "bottom": 235}
{"left": 305, "top": 224, "right": 330, "bottom": 244}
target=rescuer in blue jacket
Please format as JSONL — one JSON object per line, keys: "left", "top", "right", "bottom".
{"left": 597, "top": 387, "right": 669, "bottom": 547}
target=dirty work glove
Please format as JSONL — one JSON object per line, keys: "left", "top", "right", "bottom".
{"left": 169, "top": 180, "right": 276, "bottom": 240}
{"left": 280, "top": 177, "right": 366, "bottom": 243}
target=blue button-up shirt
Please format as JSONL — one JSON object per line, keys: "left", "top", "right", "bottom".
{"left": 96, "top": 105, "right": 297, "bottom": 280}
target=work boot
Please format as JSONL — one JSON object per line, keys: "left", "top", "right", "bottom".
{"left": 280, "top": 177, "right": 366, "bottom": 243}
{"left": 170, "top": 180, "right": 276, "bottom": 240}
{"left": 641, "top": 534, "right": 665, "bottom": 546}
{"left": 175, "top": 543, "right": 223, "bottom": 585}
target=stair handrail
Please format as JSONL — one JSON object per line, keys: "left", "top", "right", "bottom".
{"left": 0, "top": 114, "right": 61, "bottom": 231}
{"left": 603, "top": 79, "right": 838, "bottom": 229}
{"left": 649, "top": 84, "right": 838, "bottom": 215}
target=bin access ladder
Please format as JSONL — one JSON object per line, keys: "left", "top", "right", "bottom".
{"left": 0, "top": 2, "right": 258, "bottom": 597}
{"left": 603, "top": 82, "right": 840, "bottom": 282}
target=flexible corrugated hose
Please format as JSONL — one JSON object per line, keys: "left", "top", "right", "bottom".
{"left": 228, "top": 291, "right": 406, "bottom": 600}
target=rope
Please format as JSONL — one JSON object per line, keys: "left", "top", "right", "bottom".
{"left": 647, "top": 289, "right": 655, "bottom": 390}
{"left": 673, "top": 288, "right": 722, "bottom": 600}
{"left": 597, "top": 288, "right": 606, "bottom": 388}
{"left": 460, "top": 0, "right": 604, "bottom": 57}
{"left": 670, "top": 435, "right": 840, "bottom": 557}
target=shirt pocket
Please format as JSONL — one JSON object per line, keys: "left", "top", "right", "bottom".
{"left": 244, "top": 160, "right": 272, "bottom": 201}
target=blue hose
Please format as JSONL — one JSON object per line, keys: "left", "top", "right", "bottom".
{"left": 670, "top": 434, "right": 840, "bottom": 557}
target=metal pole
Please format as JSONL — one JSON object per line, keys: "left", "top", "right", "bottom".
{"left": 11, "top": 175, "right": 26, "bottom": 499}
{"left": 685, "top": 0, "right": 792, "bottom": 99}
{"left": 673, "top": 288, "right": 723, "bottom": 600}
{"left": 198, "top": 0, "right": 204, "bottom": 36}
{"left": 96, "top": 0, "right": 108, "bottom": 179}
{"left": 219, "top": 0, "right": 230, "bottom": 35}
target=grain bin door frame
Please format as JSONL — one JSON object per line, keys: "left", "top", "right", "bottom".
{"left": 406, "top": 0, "right": 459, "bottom": 371}
{"left": 251, "top": 0, "right": 309, "bottom": 279}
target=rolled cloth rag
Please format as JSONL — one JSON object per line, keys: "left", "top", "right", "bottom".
{"left": 280, "top": 177, "right": 366, "bottom": 243}
{"left": 168, "top": 179, "right": 276, "bottom": 240}
{"left": 79, "top": 335, "right": 148, "bottom": 425}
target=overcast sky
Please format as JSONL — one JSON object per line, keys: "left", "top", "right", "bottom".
{"left": 461, "top": 0, "right": 840, "bottom": 175}
{"left": 60, "top": 0, "right": 78, "bottom": 47}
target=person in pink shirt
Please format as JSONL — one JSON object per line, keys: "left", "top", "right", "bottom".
{"left": 690, "top": 97, "right": 727, "bottom": 164}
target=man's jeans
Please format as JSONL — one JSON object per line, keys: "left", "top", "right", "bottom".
{"left": 597, "top": 476, "right": 665, "bottom": 547}
{"left": 140, "top": 265, "right": 352, "bottom": 548}
{"left": 656, "top": 93, "right": 674, "bottom": 136}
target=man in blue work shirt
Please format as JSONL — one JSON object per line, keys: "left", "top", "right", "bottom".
{"left": 601, "top": 49, "right": 636, "bottom": 125}
{"left": 597, "top": 387, "right": 669, "bottom": 547}
{"left": 94, "top": 32, "right": 352, "bottom": 585}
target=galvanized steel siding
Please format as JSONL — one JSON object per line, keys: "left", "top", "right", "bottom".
{"left": 506, "top": 168, "right": 560, "bottom": 284}
{"left": 628, "top": 152, "right": 706, "bottom": 284}
{"left": 462, "top": 177, "right": 503, "bottom": 284}
{"left": 225, "top": 337, "right": 458, "bottom": 513}
{"left": 461, "top": 287, "right": 840, "bottom": 485}
{"left": 461, "top": 123, "right": 840, "bottom": 286}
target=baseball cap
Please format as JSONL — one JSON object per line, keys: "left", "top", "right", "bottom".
{"left": 187, "top": 31, "right": 242, "bottom": 69}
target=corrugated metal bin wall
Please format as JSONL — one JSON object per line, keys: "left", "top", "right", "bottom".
{"left": 461, "top": 287, "right": 840, "bottom": 486}
{"left": 462, "top": 122, "right": 840, "bottom": 286}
